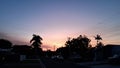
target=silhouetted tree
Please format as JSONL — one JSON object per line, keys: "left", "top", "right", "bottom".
{"left": 30, "top": 34, "right": 43, "bottom": 48}
{"left": 65, "top": 35, "right": 91, "bottom": 60}
{"left": 94, "top": 42, "right": 104, "bottom": 61}
{"left": 0, "top": 39, "right": 12, "bottom": 63}
{"left": 65, "top": 37, "right": 71, "bottom": 47}
{"left": 96, "top": 42, "right": 104, "bottom": 49}
{"left": 94, "top": 34, "right": 102, "bottom": 45}
{"left": 65, "top": 37, "right": 72, "bottom": 56}
{"left": 56, "top": 47, "right": 69, "bottom": 59}
{"left": 45, "top": 50, "right": 54, "bottom": 58}
{"left": 30, "top": 34, "right": 43, "bottom": 56}
{"left": 93, "top": 35, "right": 104, "bottom": 61}
{"left": 0, "top": 39, "right": 12, "bottom": 49}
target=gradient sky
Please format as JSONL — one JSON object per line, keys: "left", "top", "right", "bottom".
{"left": 0, "top": 0, "right": 120, "bottom": 50}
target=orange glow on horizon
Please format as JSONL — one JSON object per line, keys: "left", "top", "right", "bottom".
{"left": 11, "top": 32, "right": 120, "bottom": 51}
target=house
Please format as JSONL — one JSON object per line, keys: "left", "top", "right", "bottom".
{"left": 12, "top": 45, "right": 33, "bottom": 60}
{"left": 93, "top": 44, "right": 120, "bottom": 61}
{"left": 103, "top": 44, "right": 120, "bottom": 59}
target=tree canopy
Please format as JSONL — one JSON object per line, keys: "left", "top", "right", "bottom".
{"left": 65, "top": 35, "right": 91, "bottom": 58}
{"left": 30, "top": 34, "right": 43, "bottom": 48}
{"left": 0, "top": 39, "right": 12, "bottom": 49}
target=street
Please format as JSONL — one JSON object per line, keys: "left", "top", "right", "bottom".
{"left": 91, "top": 65, "right": 120, "bottom": 68}
{"left": 41, "top": 57, "right": 90, "bottom": 68}
{"left": 1, "top": 57, "right": 120, "bottom": 68}
{"left": 0, "top": 57, "right": 90, "bottom": 68}
{"left": 77, "top": 61, "right": 120, "bottom": 68}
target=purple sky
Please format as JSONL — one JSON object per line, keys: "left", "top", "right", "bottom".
{"left": 0, "top": 0, "right": 120, "bottom": 50}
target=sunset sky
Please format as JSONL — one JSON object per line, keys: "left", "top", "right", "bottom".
{"left": 0, "top": 0, "right": 120, "bottom": 50}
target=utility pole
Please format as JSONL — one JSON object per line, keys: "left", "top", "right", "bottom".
{"left": 53, "top": 45, "right": 56, "bottom": 51}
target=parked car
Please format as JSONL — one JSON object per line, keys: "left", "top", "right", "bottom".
{"left": 51, "top": 55, "right": 64, "bottom": 61}
{"left": 108, "top": 54, "right": 120, "bottom": 64}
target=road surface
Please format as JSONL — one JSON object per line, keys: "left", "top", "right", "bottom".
{"left": 41, "top": 57, "right": 90, "bottom": 68}
{"left": 0, "top": 57, "right": 90, "bottom": 68}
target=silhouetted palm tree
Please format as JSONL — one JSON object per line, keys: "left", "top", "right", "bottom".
{"left": 94, "top": 35, "right": 103, "bottom": 61}
{"left": 30, "top": 34, "right": 43, "bottom": 56}
{"left": 30, "top": 34, "right": 43, "bottom": 49}
{"left": 94, "top": 34, "right": 102, "bottom": 45}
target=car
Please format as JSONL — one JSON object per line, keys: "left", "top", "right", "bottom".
{"left": 108, "top": 54, "right": 120, "bottom": 64}
{"left": 51, "top": 55, "right": 64, "bottom": 61}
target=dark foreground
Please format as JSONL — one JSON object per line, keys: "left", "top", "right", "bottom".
{"left": 41, "top": 57, "right": 90, "bottom": 68}
{"left": 0, "top": 57, "right": 90, "bottom": 68}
